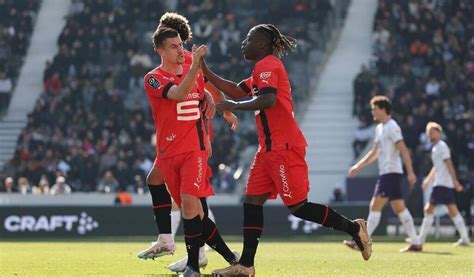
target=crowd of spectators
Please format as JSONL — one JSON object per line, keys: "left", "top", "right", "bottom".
{"left": 1, "top": 0, "right": 340, "bottom": 194}
{"left": 352, "top": 0, "right": 473, "bottom": 182}
{"left": 0, "top": 0, "right": 40, "bottom": 113}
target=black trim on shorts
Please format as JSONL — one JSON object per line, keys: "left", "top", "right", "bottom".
{"left": 259, "top": 110, "right": 272, "bottom": 152}
{"left": 162, "top": 83, "right": 174, "bottom": 99}
{"left": 196, "top": 119, "right": 206, "bottom": 151}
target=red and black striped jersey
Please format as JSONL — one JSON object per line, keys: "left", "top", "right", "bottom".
{"left": 238, "top": 55, "right": 307, "bottom": 152}
{"left": 144, "top": 64, "right": 207, "bottom": 158}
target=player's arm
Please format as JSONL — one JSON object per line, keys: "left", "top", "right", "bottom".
{"left": 205, "top": 82, "right": 238, "bottom": 131}
{"left": 202, "top": 90, "right": 216, "bottom": 119}
{"left": 200, "top": 58, "right": 247, "bottom": 99}
{"left": 422, "top": 167, "right": 435, "bottom": 191}
{"left": 167, "top": 46, "right": 207, "bottom": 101}
{"left": 445, "top": 158, "right": 463, "bottom": 192}
{"left": 216, "top": 91, "right": 276, "bottom": 112}
{"left": 395, "top": 140, "right": 417, "bottom": 186}
{"left": 348, "top": 143, "right": 378, "bottom": 177}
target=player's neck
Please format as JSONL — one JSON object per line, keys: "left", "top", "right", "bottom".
{"left": 255, "top": 53, "right": 273, "bottom": 62}
{"left": 380, "top": 116, "right": 391, "bottom": 124}
{"left": 160, "top": 62, "right": 183, "bottom": 75}
{"left": 432, "top": 138, "right": 440, "bottom": 145}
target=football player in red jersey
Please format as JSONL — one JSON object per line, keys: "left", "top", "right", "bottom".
{"left": 202, "top": 24, "right": 373, "bottom": 276}
{"left": 137, "top": 13, "right": 239, "bottom": 273}
{"left": 141, "top": 28, "right": 237, "bottom": 276}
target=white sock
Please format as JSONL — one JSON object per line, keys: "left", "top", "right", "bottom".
{"left": 199, "top": 245, "right": 206, "bottom": 259}
{"left": 398, "top": 209, "right": 420, "bottom": 245}
{"left": 208, "top": 207, "right": 216, "bottom": 223}
{"left": 171, "top": 210, "right": 181, "bottom": 240}
{"left": 452, "top": 213, "right": 470, "bottom": 242}
{"left": 367, "top": 211, "right": 381, "bottom": 238}
{"left": 158, "top": 233, "right": 173, "bottom": 244}
{"left": 418, "top": 213, "right": 434, "bottom": 244}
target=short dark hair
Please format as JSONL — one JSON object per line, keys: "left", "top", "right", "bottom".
{"left": 152, "top": 28, "right": 179, "bottom": 51}
{"left": 370, "top": 95, "right": 392, "bottom": 115}
{"left": 159, "top": 12, "right": 192, "bottom": 43}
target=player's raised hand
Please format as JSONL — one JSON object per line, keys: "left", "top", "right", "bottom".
{"left": 216, "top": 100, "right": 238, "bottom": 113}
{"left": 191, "top": 45, "right": 207, "bottom": 67}
{"left": 348, "top": 165, "right": 360, "bottom": 177}
{"left": 223, "top": 111, "right": 239, "bottom": 131}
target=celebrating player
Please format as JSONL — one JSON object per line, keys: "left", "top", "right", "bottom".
{"left": 137, "top": 12, "right": 239, "bottom": 274}
{"left": 142, "top": 28, "right": 237, "bottom": 276}
{"left": 201, "top": 24, "right": 372, "bottom": 276}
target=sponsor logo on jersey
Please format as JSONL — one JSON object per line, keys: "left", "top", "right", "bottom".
{"left": 147, "top": 76, "right": 160, "bottom": 89}
{"left": 279, "top": 164, "right": 292, "bottom": 199}
{"left": 260, "top": 72, "right": 272, "bottom": 80}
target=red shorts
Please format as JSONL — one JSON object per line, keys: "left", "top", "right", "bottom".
{"left": 246, "top": 147, "right": 309, "bottom": 206}
{"left": 159, "top": 151, "right": 214, "bottom": 207}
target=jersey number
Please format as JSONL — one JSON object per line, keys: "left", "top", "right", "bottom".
{"left": 177, "top": 100, "right": 200, "bottom": 121}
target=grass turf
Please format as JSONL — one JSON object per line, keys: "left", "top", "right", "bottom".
{"left": 1, "top": 239, "right": 473, "bottom": 276}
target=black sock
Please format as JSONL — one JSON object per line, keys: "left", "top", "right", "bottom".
{"left": 183, "top": 215, "right": 203, "bottom": 272}
{"left": 292, "top": 202, "right": 359, "bottom": 237}
{"left": 239, "top": 203, "right": 263, "bottom": 267}
{"left": 199, "top": 198, "right": 209, "bottom": 248}
{"left": 203, "top": 217, "right": 237, "bottom": 264}
{"left": 148, "top": 184, "right": 171, "bottom": 234}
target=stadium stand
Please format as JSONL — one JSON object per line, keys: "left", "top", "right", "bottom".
{"left": 0, "top": 0, "right": 339, "bottom": 194}
{"left": 352, "top": 0, "right": 473, "bottom": 181}
{"left": 0, "top": 0, "right": 40, "bottom": 114}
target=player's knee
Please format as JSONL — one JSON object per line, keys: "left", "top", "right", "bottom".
{"left": 244, "top": 194, "right": 268, "bottom": 206}
{"left": 146, "top": 168, "right": 164, "bottom": 184}
{"left": 287, "top": 199, "right": 307, "bottom": 214}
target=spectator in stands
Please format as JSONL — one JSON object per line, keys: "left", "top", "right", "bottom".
{"left": 352, "top": 115, "right": 372, "bottom": 159}
{"left": 97, "top": 170, "right": 119, "bottom": 193}
{"left": 129, "top": 49, "right": 153, "bottom": 90}
{"left": 50, "top": 176, "right": 72, "bottom": 195}
{"left": 1, "top": 177, "right": 15, "bottom": 193}
{"left": 33, "top": 176, "right": 50, "bottom": 195}
{"left": 44, "top": 72, "right": 63, "bottom": 95}
{"left": 331, "top": 187, "right": 345, "bottom": 202}
{"left": 353, "top": 65, "right": 372, "bottom": 116}
{"left": 0, "top": 71, "right": 12, "bottom": 112}
{"left": 425, "top": 77, "right": 440, "bottom": 97}
{"left": 114, "top": 188, "right": 133, "bottom": 205}
{"left": 133, "top": 175, "right": 145, "bottom": 195}
{"left": 17, "top": 177, "right": 32, "bottom": 194}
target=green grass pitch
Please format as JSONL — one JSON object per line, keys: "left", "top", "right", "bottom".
{"left": 1, "top": 238, "right": 473, "bottom": 276}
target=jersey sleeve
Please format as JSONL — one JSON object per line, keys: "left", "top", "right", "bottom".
{"left": 388, "top": 125, "right": 403, "bottom": 143}
{"left": 441, "top": 143, "right": 451, "bottom": 160}
{"left": 144, "top": 73, "right": 174, "bottom": 99}
{"left": 238, "top": 77, "right": 253, "bottom": 95}
{"left": 374, "top": 125, "right": 381, "bottom": 144}
{"left": 253, "top": 61, "right": 279, "bottom": 94}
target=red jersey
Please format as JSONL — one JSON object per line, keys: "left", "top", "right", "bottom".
{"left": 144, "top": 64, "right": 207, "bottom": 158}
{"left": 238, "top": 55, "right": 307, "bottom": 152}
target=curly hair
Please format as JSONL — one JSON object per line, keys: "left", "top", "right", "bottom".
{"left": 158, "top": 12, "right": 192, "bottom": 43}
